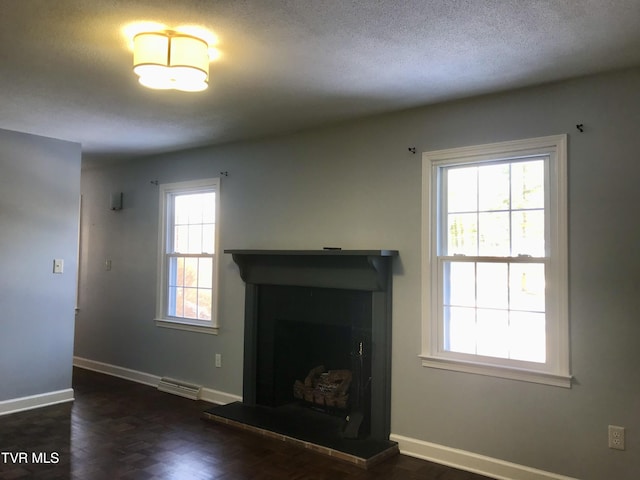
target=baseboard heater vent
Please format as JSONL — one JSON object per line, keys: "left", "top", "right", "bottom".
{"left": 157, "top": 377, "right": 202, "bottom": 400}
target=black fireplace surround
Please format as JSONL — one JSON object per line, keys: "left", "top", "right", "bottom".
{"left": 206, "top": 249, "right": 397, "bottom": 460}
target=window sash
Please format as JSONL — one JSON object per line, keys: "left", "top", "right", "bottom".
{"left": 167, "top": 190, "right": 216, "bottom": 255}
{"left": 438, "top": 156, "right": 550, "bottom": 259}
{"left": 165, "top": 253, "right": 216, "bottom": 321}
{"left": 436, "top": 256, "right": 548, "bottom": 367}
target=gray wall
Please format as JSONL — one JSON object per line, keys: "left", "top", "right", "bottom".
{"left": 75, "top": 67, "right": 640, "bottom": 479}
{"left": 0, "top": 129, "right": 81, "bottom": 401}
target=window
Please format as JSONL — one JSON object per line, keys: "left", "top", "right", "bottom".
{"left": 155, "top": 178, "right": 220, "bottom": 334}
{"left": 421, "top": 135, "right": 570, "bottom": 387}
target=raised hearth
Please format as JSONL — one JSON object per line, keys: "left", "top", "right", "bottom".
{"left": 205, "top": 249, "right": 398, "bottom": 467}
{"left": 203, "top": 403, "right": 399, "bottom": 468}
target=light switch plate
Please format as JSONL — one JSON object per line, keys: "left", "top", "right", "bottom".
{"left": 53, "top": 259, "right": 64, "bottom": 274}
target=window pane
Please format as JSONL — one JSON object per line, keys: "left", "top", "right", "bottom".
{"left": 169, "top": 286, "right": 184, "bottom": 317}
{"left": 447, "top": 213, "right": 478, "bottom": 255}
{"left": 510, "top": 263, "right": 545, "bottom": 312}
{"left": 174, "top": 195, "right": 189, "bottom": 225}
{"left": 168, "top": 257, "right": 184, "bottom": 287}
{"left": 198, "top": 258, "right": 213, "bottom": 289}
{"left": 512, "top": 210, "right": 545, "bottom": 257}
{"left": 512, "top": 160, "right": 544, "bottom": 210}
{"left": 445, "top": 306, "right": 476, "bottom": 354}
{"left": 478, "top": 163, "right": 510, "bottom": 211}
{"left": 187, "top": 224, "right": 203, "bottom": 253}
{"left": 447, "top": 167, "right": 477, "bottom": 213}
{"left": 183, "top": 287, "right": 198, "bottom": 319}
{"left": 198, "top": 289, "right": 212, "bottom": 320}
{"left": 184, "top": 257, "right": 198, "bottom": 287}
{"left": 202, "top": 193, "right": 216, "bottom": 223}
{"left": 478, "top": 212, "right": 510, "bottom": 256}
{"left": 202, "top": 224, "right": 215, "bottom": 253}
{"left": 477, "top": 263, "right": 508, "bottom": 309}
{"left": 476, "top": 309, "right": 509, "bottom": 358}
{"left": 446, "top": 262, "right": 475, "bottom": 307}
{"left": 183, "top": 194, "right": 204, "bottom": 224}
{"left": 174, "top": 225, "right": 189, "bottom": 253}
{"left": 509, "top": 311, "right": 545, "bottom": 362}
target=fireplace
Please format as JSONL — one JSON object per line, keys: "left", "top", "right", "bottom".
{"left": 204, "top": 249, "right": 398, "bottom": 467}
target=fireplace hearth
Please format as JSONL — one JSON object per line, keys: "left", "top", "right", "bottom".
{"left": 204, "top": 249, "right": 398, "bottom": 467}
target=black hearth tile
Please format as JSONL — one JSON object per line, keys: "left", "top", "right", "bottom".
{"left": 203, "top": 402, "right": 398, "bottom": 465}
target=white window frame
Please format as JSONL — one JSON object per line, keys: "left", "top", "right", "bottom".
{"left": 155, "top": 178, "right": 220, "bottom": 335}
{"left": 421, "top": 135, "right": 570, "bottom": 387}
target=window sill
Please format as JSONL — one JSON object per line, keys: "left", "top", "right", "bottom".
{"left": 154, "top": 318, "right": 219, "bottom": 335}
{"left": 419, "top": 354, "right": 572, "bottom": 388}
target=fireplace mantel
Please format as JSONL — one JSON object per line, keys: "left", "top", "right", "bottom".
{"left": 216, "top": 247, "right": 398, "bottom": 458}
{"left": 225, "top": 249, "right": 398, "bottom": 291}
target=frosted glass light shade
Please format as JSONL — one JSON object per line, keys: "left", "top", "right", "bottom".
{"left": 133, "top": 32, "right": 209, "bottom": 92}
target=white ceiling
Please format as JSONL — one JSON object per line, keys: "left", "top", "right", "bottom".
{"left": 2, "top": 0, "right": 639, "bottom": 162}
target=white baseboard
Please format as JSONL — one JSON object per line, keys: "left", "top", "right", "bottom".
{"left": 0, "top": 388, "right": 74, "bottom": 416}
{"left": 390, "top": 434, "right": 578, "bottom": 480}
{"left": 73, "top": 356, "right": 242, "bottom": 405}
{"left": 73, "top": 356, "right": 160, "bottom": 387}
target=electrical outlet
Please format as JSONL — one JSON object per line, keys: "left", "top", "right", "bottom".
{"left": 215, "top": 354, "right": 222, "bottom": 368}
{"left": 608, "top": 425, "right": 625, "bottom": 450}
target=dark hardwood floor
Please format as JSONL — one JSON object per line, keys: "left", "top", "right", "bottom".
{"left": 0, "top": 368, "right": 491, "bottom": 479}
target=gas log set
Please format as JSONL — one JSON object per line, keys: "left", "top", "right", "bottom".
{"left": 293, "top": 365, "right": 353, "bottom": 410}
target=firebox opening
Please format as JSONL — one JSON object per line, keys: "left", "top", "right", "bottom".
{"left": 254, "top": 286, "right": 373, "bottom": 438}
{"left": 273, "top": 319, "right": 352, "bottom": 408}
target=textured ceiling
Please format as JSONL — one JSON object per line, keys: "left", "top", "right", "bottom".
{"left": 1, "top": 0, "right": 639, "bottom": 161}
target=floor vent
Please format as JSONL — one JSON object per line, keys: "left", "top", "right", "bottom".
{"left": 157, "top": 377, "right": 202, "bottom": 400}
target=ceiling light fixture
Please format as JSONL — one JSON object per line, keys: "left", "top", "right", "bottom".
{"left": 133, "top": 30, "right": 209, "bottom": 92}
